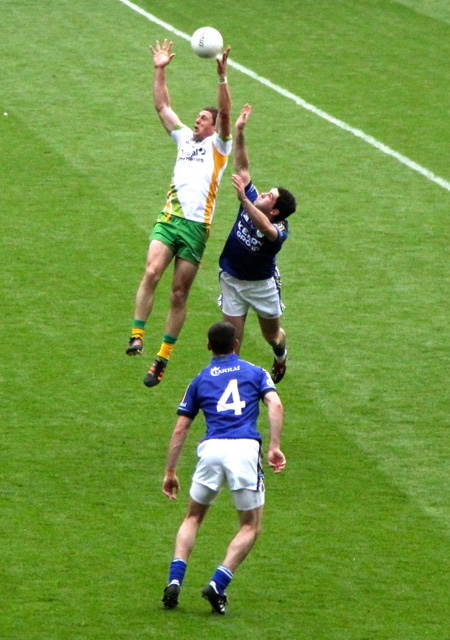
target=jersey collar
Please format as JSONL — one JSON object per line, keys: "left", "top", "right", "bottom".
{"left": 211, "top": 353, "right": 239, "bottom": 364}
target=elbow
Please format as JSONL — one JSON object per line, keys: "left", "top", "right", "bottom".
{"left": 273, "top": 398, "right": 284, "bottom": 422}
{"left": 174, "top": 424, "right": 189, "bottom": 438}
{"left": 278, "top": 403, "right": 284, "bottom": 422}
{"left": 274, "top": 399, "right": 283, "bottom": 420}
{"left": 218, "top": 104, "right": 231, "bottom": 125}
{"left": 174, "top": 416, "right": 192, "bottom": 437}
{"left": 155, "top": 103, "right": 167, "bottom": 117}
{"left": 219, "top": 103, "right": 231, "bottom": 117}
{"left": 268, "top": 394, "right": 283, "bottom": 413}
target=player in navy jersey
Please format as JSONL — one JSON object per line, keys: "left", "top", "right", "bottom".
{"left": 219, "top": 104, "right": 296, "bottom": 383}
{"left": 161, "top": 322, "right": 285, "bottom": 614}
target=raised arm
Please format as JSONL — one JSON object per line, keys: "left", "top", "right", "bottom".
{"left": 149, "top": 39, "right": 182, "bottom": 134}
{"left": 215, "top": 46, "right": 231, "bottom": 140}
{"left": 232, "top": 174, "right": 279, "bottom": 241}
{"left": 234, "top": 104, "right": 251, "bottom": 185}
{"left": 162, "top": 415, "right": 192, "bottom": 500}
{"left": 263, "top": 390, "right": 285, "bottom": 473}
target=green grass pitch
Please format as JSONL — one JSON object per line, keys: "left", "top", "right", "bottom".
{"left": 1, "top": 0, "right": 450, "bottom": 638}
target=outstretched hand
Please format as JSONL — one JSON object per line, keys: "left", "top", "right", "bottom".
{"left": 149, "top": 39, "right": 176, "bottom": 68}
{"left": 163, "top": 472, "right": 180, "bottom": 500}
{"left": 268, "top": 448, "right": 286, "bottom": 473}
{"left": 236, "top": 104, "right": 252, "bottom": 131}
{"left": 216, "top": 45, "right": 231, "bottom": 76}
{"left": 232, "top": 173, "right": 246, "bottom": 201}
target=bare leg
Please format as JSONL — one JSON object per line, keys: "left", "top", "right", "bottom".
{"left": 163, "top": 257, "right": 199, "bottom": 338}
{"left": 134, "top": 240, "right": 174, "bottom": 322}
{"left": 222, "top": 313, "right": 247, "bottom": 355}
{"left": 257, "top": 316, "right": 286, "bottom": 351}
{"left": 162, "top": 498, "right": 210, "bottom": 609}
{"left": 173, "top": 498, "right": 210, "bottom": 562}
{"left": 221, "top": 506, "right": 263, "bottom": 572}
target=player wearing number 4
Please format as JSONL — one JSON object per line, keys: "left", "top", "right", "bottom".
{"left": 161, "top": 322, "right": 285, "bottom": 615}
{"left": 219, "top": 104, "right": 296, "bottom": 383}
{"left": 126, "top": 39, "right": 232, "bottom": 388}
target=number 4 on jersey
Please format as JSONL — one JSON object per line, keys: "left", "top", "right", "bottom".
{"left": 217, "top": 379, "right": 246, "bottom": 415}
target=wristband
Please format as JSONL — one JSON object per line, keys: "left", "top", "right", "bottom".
{"left": 218, "top": 76, "right": 227, "bottom": 84}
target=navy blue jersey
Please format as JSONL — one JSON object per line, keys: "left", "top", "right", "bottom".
{"left": 177, "top": 354, "right": 277, "bottom": 442}
{"left": 219, "top": 181, "right": 289, "bottom": 281}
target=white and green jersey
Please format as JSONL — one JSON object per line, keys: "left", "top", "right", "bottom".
{"left": 162, "top": 126, "right": 232, "bottom": 228}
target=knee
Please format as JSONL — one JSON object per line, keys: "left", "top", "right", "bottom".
{"left": 262, "top": 330, "right": 278, "bottom": 347}
{"left": 171, "top": 285, "right": 189, "bottom": 310}
{"left": 244, "top": 521, "right": 261, "bottom": 542}
{"left": 185, "top": 510, "right": 206, "bottom": 528}
{"left": 251, "top": 524, "right": 262, "bottom": 546}
{"left": 263, "top": 327, "right": 284, "bottom": 348}
{"left": 143, "top": 263, "right": 162, "bottom": 288}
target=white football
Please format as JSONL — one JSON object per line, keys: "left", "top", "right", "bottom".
{"left": 191, "top": 27, "right": 223, "bottom": 59}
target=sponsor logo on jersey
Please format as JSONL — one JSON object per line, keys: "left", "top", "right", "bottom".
{"left": 179, "top": 143, "right": 206, "bottom": 163}
{"left": 210, "top": 365, "right": 241, "bottom": 377}
{"left": 236, "top": 219, "right": 264, "bottom": 252}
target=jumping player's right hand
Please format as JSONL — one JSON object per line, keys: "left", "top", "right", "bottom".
{"left": 268, "top": 448, "right": 286, "bottom": 473}
{"left": 163, "top": 472, "right": 180, "bottom": 499}
{"left": 232, "top": 173, "right": 246, "bottom": 201}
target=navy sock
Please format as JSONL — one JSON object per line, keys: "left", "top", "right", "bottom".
{"left": 210, "top": 565, "right": 233, "bottom": 595}
{"left": 168, "top": 558, "right": 187, "bottom": 586}
{"left": 273, "top": 343, "right": 286, "bottom": 358}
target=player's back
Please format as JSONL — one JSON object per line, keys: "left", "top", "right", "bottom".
{"left": 194, "top": 354, "right": 276, "bottom": 442}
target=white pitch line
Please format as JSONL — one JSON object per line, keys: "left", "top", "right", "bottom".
{"left": 119, "top": 0, "right": 450, "bottom": 194}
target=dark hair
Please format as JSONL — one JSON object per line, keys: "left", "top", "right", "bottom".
{"left": 208, "top": 322, "right": 236, "bottom": 355}
{"left": 202, "top": 106, "right": 218, "bottom": 126}
{"left": 274, "top": 187, "right": 296, "bottom": 221}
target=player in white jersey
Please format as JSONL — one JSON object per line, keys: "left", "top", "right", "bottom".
{"left": 126, "top": 40, "right": 232, "bottom": 388}
{"left": 161, "top": 322, "right": 285, "bottom": 615}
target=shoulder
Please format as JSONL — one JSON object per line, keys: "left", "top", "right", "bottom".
{"left": 273, "top": 219, "right": 288, "bottom": 239}
{"left": 211, "top": 131, "right": 233, "bottom": 156}
{"left": 242, "top": 361, "right": 277, "bottom": 392}
{"left": 171, "top": 125, "right": 192, "bottom": 143}
{"left": 275, "top": 219, "right": 288, "bottom": 231}
{"left": 260, "top": 367, "right": 277, "bottom": 392}
{"left": 238, "top": 358, "right": 268, "bottom": 377}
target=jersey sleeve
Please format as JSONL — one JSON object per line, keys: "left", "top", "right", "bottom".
{"left": 212, "top": 132, "right": 233, "bottom": 156}
{"left": 177, "top": 376, "right": 200, "bottom": 419}
{"left": 171, "top": 125, "right": 192, "bottom": 146}
{"left": 272, "top": 219, "right": 289, "bottom": 248}
{"left": 259, "top": 367, "right": 277, "bottom": 397}
{"left": 245, "top": 181, "right": 258, "bottom": 203}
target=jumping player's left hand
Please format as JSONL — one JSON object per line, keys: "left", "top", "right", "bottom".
{"left": 149, "top": 39, "right": 176, "bottom": 68}
{"left": 268, "top": 448, "right": 286, "bottom": 473}
{"left": 163, "top": 472, "right": 180, "bottom": 500}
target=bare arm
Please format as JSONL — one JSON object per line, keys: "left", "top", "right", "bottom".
{"left": 149, "top": 39, "right": 182, "bottom": 134}
{"left": 234, "top": 104, "right": 251, "bottom": 185}
{"left": 263, "top": 390, "right": 285, "bottom": 473}
{"left": 162, "top": 415, "right": 192, "bottom": 500}
{"left": 216, "top": 46, "right": 231, "bottom": 140}
{"left": 232, "top": 174, "right": 279, "bottom": 241}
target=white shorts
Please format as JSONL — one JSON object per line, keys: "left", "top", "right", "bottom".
{"left": 190, "top": 439, "right": 265, "bottom": 511}
{"left": 219, "top": 270, "right": 283, "bottom": 319}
